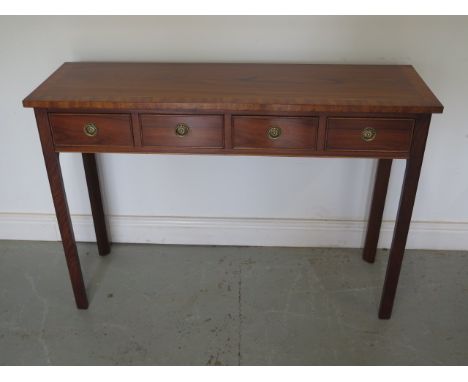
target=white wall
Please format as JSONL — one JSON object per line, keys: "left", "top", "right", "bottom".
{"left": 0, "top": 16, "right": 467, "bottom": 249}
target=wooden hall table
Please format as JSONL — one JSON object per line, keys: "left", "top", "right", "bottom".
{"left": 23, "top": 63, "right": 443, "bottom": 319}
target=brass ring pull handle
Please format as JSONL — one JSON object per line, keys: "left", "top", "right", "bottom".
{"left": 84, "top": 123, "right": 98, "bottom": 137}
{"left": 267, "top": 126, "right": 282, "bottom": 140}
{"left": 361, "top": 127, "right": 377, "bottom": 142}
{"left": 175, "top": 123, "right": 190, "bottom": 137}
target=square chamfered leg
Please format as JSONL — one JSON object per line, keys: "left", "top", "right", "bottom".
{"left": 82, "top": 153, "right": 110, "bottom": 256}
{"left": 378, "top": 115, "right": 431, "bottom": 319}
{"left": 35, "top": 109, "right": 89, "bottom": 309}
{"left": 363, "top": 159, "right": 393, "bottom": 263}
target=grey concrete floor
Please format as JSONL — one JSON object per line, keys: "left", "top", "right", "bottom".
{"left": 0, "top": 240, "right": 467, "bottom": 365}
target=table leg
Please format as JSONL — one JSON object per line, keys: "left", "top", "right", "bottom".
{"left": 82, "top": 153, "right": 110, "bottom": 256}
{"left": 378, "top": 115, "right": 431, "bottom": 319}
{"left": 363, "top": 159, "right": 393, "bottom": 263}
{"left": 35, "top": 109, "right": 88, "bottom": 309}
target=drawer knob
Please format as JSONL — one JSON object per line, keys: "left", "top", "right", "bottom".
{"left": 83, "top": 123, "right": 98, "bottom": 137}
{"left": 175, "top": 123, "right": 190, "bottom": 137}
{"left": 267, "top": 126, "right": 282, "bottom": 140}
{"left": 361, "top": 127, "right": 377, "bottom": 142}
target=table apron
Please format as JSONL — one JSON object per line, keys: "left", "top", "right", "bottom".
{"left": 42, "top": 110, "right": 426, "bottom": 159}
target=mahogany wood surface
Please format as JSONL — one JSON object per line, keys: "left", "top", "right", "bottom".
{"left": 363, "top": 159, "right": 393, "bottom": 263}
{"left": 232, "top": 116, "right": 318, "bottom": 150}
{"left": 325, "top": 117, "right": 414, "bottom": 153}
{"left": 42, "top": 111, "right": 422, "bottom": 158}
{"left": 82, "top": 153, "right": 110, "bottom": 256}
{"left": 140, "top": 114, "right": 224, "bottom": 148}
{"left": 24, "top": 63, "right": 444, "bottom": 319}
{"left": 23, "top": 63, "right": 443, "bottom": 113}
{"left": 35, "top": 109, "right": 88, "bottom": 309}
{"left": 379, "top": 115, "right": 431, "bottom": 319}
{"left": 49, "top": 113, "right": 133, "bottom": 148}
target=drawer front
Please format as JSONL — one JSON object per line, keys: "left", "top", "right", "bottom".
{"left": 325, "top": 118, "right": 414, "bottom": 153}
{"left": 140, "top": 115, "right": 224, "bottom": 148}
{"left": 232, "top": 116, "right": 319, "bottom": 150}
{"left": 49, "top": 113, "right": 133, "bottom": 147}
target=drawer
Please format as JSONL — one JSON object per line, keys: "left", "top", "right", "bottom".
{"left": 49, "top": 113, "right": 133, "bottom": 147}
{"left": 232, "top": 116, "right": 319, "bottom": 150}
{"left": 325, "top": 118, "right": 414, "bottom": 153}
{"left": 140, "top": 114, "right": 224, "bottom": 148}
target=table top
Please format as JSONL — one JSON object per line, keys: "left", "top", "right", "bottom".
{"left": 23, "top": 62, "right": 443, "bottom": 113}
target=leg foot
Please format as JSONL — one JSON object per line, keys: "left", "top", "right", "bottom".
{"left": 378, "top": 116, "right": 431, "bottom": 319}
{"left": 35, "top": 109, "right": 89, "bottom": 309}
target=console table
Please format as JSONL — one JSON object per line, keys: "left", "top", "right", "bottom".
{"left": 23, "top": 63, "right": 443, "bottom": 319}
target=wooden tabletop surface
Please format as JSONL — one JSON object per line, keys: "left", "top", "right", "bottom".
{"left": 23, "top": 62, "right": 443, "bottom": 113}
